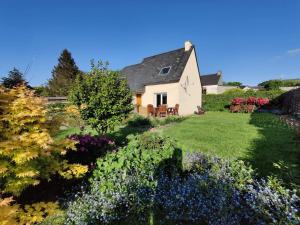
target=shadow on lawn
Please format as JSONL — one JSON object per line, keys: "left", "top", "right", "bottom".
{"left": 109, "top": 124, "right": 152, "bottom": 146}
{"left": 245, "top": 112, "right": 300, "bottom": 186}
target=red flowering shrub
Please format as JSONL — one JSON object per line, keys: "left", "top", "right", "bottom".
{"left": 247, "top": 97, "right": 256, "bottom": 105}
{"left": 256, "top": 98, "right": 269, "bottom": 107}
{"left": 67, "top": 134, "right": 115, "bottom": 166}
{"left": 231, "top": 98, "right": 245, "bottom": 105}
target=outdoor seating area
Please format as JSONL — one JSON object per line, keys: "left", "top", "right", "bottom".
{"left": 147, "top": 104, "right": 179, "bottom": 117}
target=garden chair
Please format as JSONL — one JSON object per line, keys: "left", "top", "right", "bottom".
{"left": 174, "top": 104, "right": 179, "bottom": 115}
{"left": 158, "top": 104, "right": 167, "bottom": 117}
{"left": 147, "top": 104, "right": 155, "bottom": 117}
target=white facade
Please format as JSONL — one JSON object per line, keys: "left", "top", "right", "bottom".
{"left": 203, "top": 85, "right": 237, "bottom": 94}
{"left": 137, "top": 48, "right": 202, "bottom": 115}
{"left": 141, "top": 82, "right": 179, "bottom": 108}
{"left": 178, "top": 48, "right": 202, "bottom": 115}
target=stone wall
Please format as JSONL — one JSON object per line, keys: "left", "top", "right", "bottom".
{"left": 280, "top": 88, "right": 300, "bottom": 116}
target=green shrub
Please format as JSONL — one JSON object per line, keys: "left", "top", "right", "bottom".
{"left": 126, "top": 114, "right": 185, "bottom": 128}
{"left": 69, "top": 60, "right": 133, "bottom": 134}
{"left": 127, "top": 114, "right": 152, "bottom": 127}
{"left": 203, "top": 89, "right": 284, "bottom": 111}
{"left": 91, "top": 133, "right": 182, "bottom": 193}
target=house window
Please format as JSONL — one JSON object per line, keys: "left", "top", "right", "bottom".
{"left": 155, "top": 93, "right": 167, "bottom": 107}
{"left": 159, "top": 66, "right": 171, "bottom": 75}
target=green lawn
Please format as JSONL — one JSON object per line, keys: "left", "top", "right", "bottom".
{"left": 56, "top": 111, "right": 300, "bottom": 185}
{"left": 161, "top": 112, "right": 300, "bottom": 182}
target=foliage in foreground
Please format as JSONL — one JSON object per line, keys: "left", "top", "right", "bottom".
{"left": 69, "top": 60, "right": 133, "bottom": 134}
{"left": 0, "top": 197, "right": 63, "bottom": 225}
{"left": 0, "top": 85, "right": 88, "bottom": 196}
{"left": 65, "top": 134, "right": 300, "bottom": 225}
{"left": 203, "top": 89, "right": 284, "bottom": 111}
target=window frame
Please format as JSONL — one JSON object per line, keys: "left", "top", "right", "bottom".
{"left": 159, "top": 66, "right": 171, "bottom": 75}
{"left": 154, "top": 92, "right": 167, "bottom": 107}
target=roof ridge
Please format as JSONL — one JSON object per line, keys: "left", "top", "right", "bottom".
{"left": 143, "top": 47, "right": 188, "bottom": 61}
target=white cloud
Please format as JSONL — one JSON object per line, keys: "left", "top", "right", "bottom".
{"left": 286, "top": 48, "right": 300, "bottom": 56}
{"left": 270, "top": 48, "right": 300, "bottom": 61}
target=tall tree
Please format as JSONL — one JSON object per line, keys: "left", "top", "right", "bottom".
{"left": 47, "top": 49, "right": 80, "bottom": 96}
{"left": 1, "top": 68, "right": 27, "bottom": 88}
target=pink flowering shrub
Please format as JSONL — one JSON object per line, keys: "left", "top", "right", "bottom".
{"left": 256, "top": 98, "right": 270, "bottom": 107}
{"left": 247, "top": 97, "right": 256, "bottom": 105}
{"left": 231, "top": 97, "right": 245, "bottom": 105}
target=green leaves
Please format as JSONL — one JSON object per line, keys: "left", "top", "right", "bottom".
{"left": 69, "top": 60, "right": 133, "bottom": 134}
{"left": 90, "top": 133, "right": 181, "bottom": 194}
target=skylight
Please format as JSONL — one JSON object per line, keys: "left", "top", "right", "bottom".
{"left": 159, "top": 66, "right": 171, "bottom": 75}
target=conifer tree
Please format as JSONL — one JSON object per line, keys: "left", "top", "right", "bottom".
{"left": 1, "top": 68, "right": 28, "bottom": 88}
{"left": 46, "top": 49, "right": 80, "bottom": 96}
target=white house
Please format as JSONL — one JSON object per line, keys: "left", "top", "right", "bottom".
{"left": 200, "top": 72, "right": 237, "bottom": 94}
{"left": 121, "top": 41, "right": 202, "bottom": 116}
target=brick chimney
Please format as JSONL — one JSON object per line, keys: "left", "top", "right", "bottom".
{"left": 184, "top": 40, "right": 193, "bottom": 51}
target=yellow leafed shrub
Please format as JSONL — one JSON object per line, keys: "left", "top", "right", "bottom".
{"left": 0, "top": 85, "right": 87, "bottom": 196}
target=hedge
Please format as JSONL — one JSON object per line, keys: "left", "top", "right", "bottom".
{"left": 203, "top": 89, "right": 284, "bottom": 111}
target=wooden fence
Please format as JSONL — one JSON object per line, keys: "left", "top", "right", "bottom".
{"left": 46, "top": 97, "right": 68, "bottom": 104}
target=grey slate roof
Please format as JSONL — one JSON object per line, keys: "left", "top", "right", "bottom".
{"left": 200, "top": 73, "right": 222, "bottom": 86}
{"left": 121, "top": 47, "right": 194, "bottom": 93}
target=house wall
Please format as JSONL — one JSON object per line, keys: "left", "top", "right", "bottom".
{"left": 141, "top": 82, "right": 180, "bottom": 108}
{"left": 217, "top": 85, "right": 238, "bottom": 94}
{"left": 203, "top": 85, "right": 218, "bottom": 94}
{"left": 178, "top": 48, "right": 202, "bottom": 115}
{"left": 203, "top": 85, "right": 237, "bottom": 94}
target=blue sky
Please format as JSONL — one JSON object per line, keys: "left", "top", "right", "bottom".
{"left": 0, "top": 0, "right": 299, "bottom": 86}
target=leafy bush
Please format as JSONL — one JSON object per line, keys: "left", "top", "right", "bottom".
{"left": 69, "top": 60, "right": 133, "bottom": 134}
{"left": 0, "top": 197, "right": 63, "bottom": 225}
{"left": 67, "top": 134, "right": 115, "bottom": 165}
{"left": 247, "top": 96, "right": 256, "bottom": 105}
{"left": 203, "top": 89, "right": 284, "bottom": 111}
{"left": 127, "top": 114, "right": 152, "bottom": 127}
{"left": 151, "top": 115, "right": 185, "bottom": 126}
{"left": 64, "top": 140, "right": 300, "bottom": 224}
{"left": 91, "top": 133, "right": 181, "bottom": 193}
{"left": 65, "top": 133, "right": 181, "bottom": 224}
{"left": 259, "top": 79, "right": 300, "bottom": 89}
{"left": 256, "top": 97, "right": 270, "bottom": 107}
{"left": 231, "top": 97, "right": 245, "bottom": 105}
{"left": 127, "top": 114, "right": 185, "bottom": 128}
{"left": 46, "top": 103, "right": 85, "bottom": 136}
{"left": 0, "top": 85, "right": 87, "bottom": 196}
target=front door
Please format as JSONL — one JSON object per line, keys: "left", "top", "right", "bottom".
{"left": 136, "top": 94, "right": 142, "bottom": 113}
{"left": 136, "top": 94, "right": 142, "bottom": 106}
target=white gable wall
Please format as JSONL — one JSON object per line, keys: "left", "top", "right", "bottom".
{"left": 178, "top": 49, "right": 202, "bottom": 115}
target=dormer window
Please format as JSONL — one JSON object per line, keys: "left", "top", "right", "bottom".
{"left": 159, "top": 66, "right": 171, "bottom": 75}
